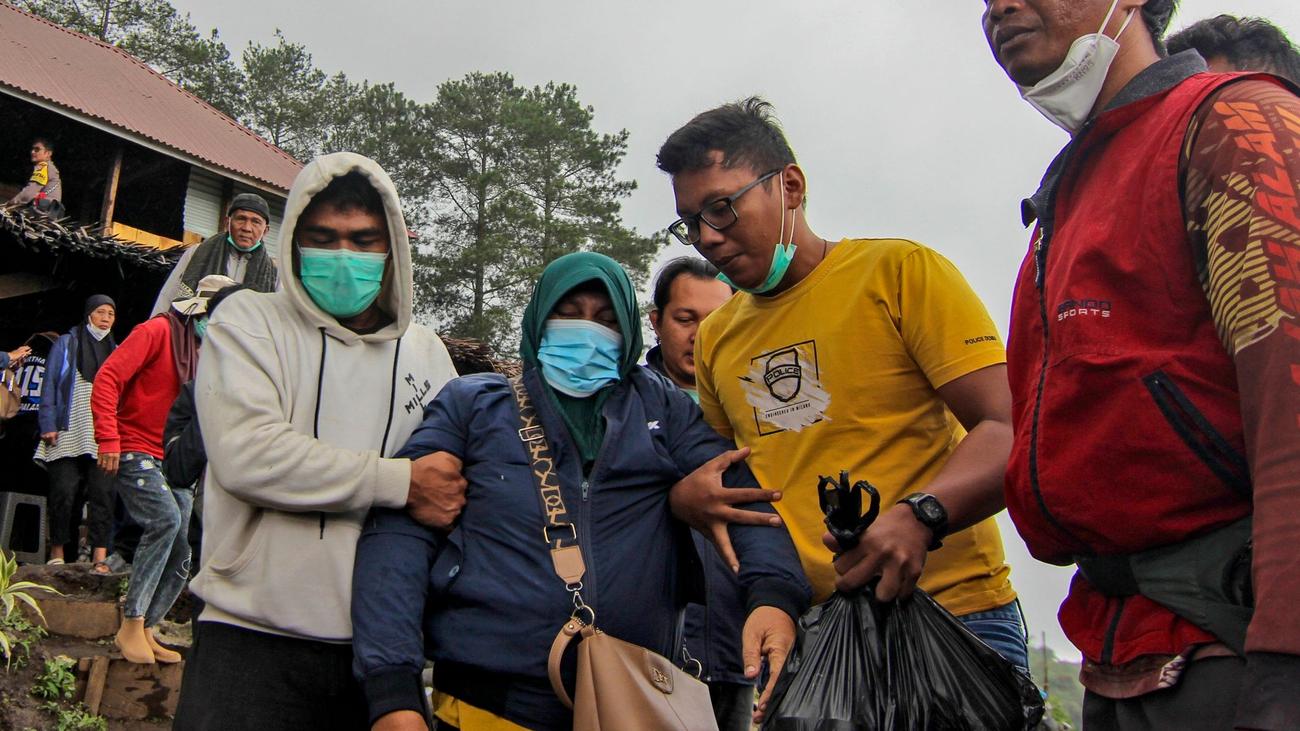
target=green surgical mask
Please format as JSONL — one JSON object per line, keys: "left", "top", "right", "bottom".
{"left": 298, "top": 247, "right": 387, "bottom": 318}
{"left": 717, "top": 203, "right": 798, "bottom": 295}
{"left": 227, "top": 233, "right": 263, "bottom": 253}
{"left": 194, "top": 317, "right": 209, "bottom": 340}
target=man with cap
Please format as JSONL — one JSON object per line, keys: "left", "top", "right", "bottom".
{"left": 151, "top": 193, "right": 278, "bottom": 316}
{"left": 93, "top": 274, "right": 236, "bottom": 664}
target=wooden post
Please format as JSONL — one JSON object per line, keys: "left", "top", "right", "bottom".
{"left": 84, "top": 656, "right": 110, "bottom": 715}
{"left": 99, "top": 146, "right": 123, "bottom": 235}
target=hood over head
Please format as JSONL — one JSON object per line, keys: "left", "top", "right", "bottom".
{"left": 279, "top": 152, "right": 412, "bottom": 343}
{"left": 83, "top": 294, "right": 115, "bottom": 320}
{"left": 519, "top": 251, "right": 643, "bottom": 377}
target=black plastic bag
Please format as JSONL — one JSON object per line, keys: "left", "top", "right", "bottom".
{"left": 762, "top": 472, "right": 1044, "bottom": 731}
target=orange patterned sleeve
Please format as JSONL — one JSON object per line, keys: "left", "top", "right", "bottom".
{"left": 1183, "top": 77, "right": 1300, "bottom": 726}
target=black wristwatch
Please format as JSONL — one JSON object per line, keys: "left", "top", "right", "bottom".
{"left": 899, "top": 493, "right": 949, "bottom": 551}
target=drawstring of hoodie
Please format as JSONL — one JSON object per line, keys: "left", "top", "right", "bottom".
{"left": 379, "top": 338, "right": 401, "bottom": 455}
{"left": 314, "top": 329, "right": 327, "bottom": 538}
{"left": 312, "top": 329, "right": 403, "bottom": 539}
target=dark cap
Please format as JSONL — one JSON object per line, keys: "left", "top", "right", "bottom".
{"left": 228, "top": 193, "right": 270, "bottom": 223}
{"left": 84, "top": 294, "right": 116, "bottom": 318}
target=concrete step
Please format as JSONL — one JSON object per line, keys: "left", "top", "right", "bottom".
{"left": 31, "top": 594, "right": 122, "bottom": 639}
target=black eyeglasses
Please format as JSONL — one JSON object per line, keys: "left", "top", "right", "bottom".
{"left": 668, "top": 168, "right": 782, "bottom": 245}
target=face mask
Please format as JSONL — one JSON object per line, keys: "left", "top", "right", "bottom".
{"left": 1017, "top": 0, "right": 1136, "bottom": 134}
{"left": 717, "top": 199, "right": 799, "bottom": 295}
{"left": 86, "top": 323, "right": 110, "bottom": 341}
{"left": 227, "top": 233, "right": 263, "bottom": 253}
{"left": 683, "top": 388, "right": 701, "bottom": 404}
{"left": 194, "top": 317, "right": 209, "bottom": 340}
{"left": 538, "top": 319, "right": 623, "bottom": 397}
{"left": 297, "top": 247, "right": 388, "bottom": 318}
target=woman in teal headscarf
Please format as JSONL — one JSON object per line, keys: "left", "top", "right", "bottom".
{"left": 352, "top": 253, "right": 809, "bottom": 731}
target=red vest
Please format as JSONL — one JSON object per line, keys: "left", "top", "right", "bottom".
{"left": 1005, "top": 73, "right": 1256, "bottom": 665}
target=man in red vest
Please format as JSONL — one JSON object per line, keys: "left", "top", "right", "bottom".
{"left": 983, "top": 1, "right": 1300, "bottom": 728}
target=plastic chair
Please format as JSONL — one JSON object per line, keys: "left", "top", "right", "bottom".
{"left": 0, "top": 491, "right": 47, "bottom": 564}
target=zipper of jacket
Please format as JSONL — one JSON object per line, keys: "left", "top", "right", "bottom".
{"left": 1100, "top": 596, "right": 1128, "bottom": 665}
{"left": 1143, "top": 371, "right": 1251, "bottom": 497}
{"left": 1029, "top": 124, "right": 1094, "bottom": 554}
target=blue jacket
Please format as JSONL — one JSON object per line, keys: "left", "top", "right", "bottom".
{"left": 644, "top": 350, "right": 751, "bottom": 686}
{"left": 37, "top": 331, "right": 78, "bottom": 434}
{"left": 352, "top": 368, "right": 810, "bottom": 729}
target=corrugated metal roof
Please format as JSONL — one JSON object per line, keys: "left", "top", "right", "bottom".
{"left": 0, "top": 3, "right": 302, "bottom": 193}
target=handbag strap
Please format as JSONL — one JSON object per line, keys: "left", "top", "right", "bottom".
{"left": 508, "top": 376, "right": 591, "bottom": 612}
{"left": 510, "top": 376, "right": 602, "bottom": 710}
{"left": 547, "top": 617, "right": 593, "bottom": 709}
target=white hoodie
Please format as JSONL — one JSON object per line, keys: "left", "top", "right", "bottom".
{"left": 191, "top": 153, "right": 457, "bottom": 642}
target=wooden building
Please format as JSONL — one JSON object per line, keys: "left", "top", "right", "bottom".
{"left": 0, "top": 2, "right": 302, "bottom": 345}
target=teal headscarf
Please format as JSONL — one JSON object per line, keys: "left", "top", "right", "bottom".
{"left": 520, "top": 252, "right": 643, "bottom": 465}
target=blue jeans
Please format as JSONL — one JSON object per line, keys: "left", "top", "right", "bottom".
{"left": 957, "top": 600, "right": 1030, "bottom": 671}
{"left": 116, "top": 453, "right": 193, "bottom": 626}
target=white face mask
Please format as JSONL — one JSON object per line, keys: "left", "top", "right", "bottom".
{"left": 1017, "top": 0, "right": 1136, "bottom": 134}
{"left": 87, "top": 323, "right": 110, "bottom": 341}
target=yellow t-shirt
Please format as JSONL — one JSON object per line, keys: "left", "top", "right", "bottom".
{"left": 434, "top": 692, "right": 530, "bottom": 730}
{"left": 696, "top": 238, "right": 1016, "bottom": 616}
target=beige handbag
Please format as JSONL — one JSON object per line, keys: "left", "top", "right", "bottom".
{"left": 509, "top": 377, "right": 719, "bottom": 731}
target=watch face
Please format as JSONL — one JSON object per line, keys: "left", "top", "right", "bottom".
{"left": 920, "top": 500, "right": 944, "bottom": 522}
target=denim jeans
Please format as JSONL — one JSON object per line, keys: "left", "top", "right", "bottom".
{"left": 710, "top": 680, "right": 756, "bottom": 731}
{"left": 116, "top": 453, "right": 193, "bottom": 626}
{"left": 957, "top": 600, "right": 1030, "bottom": 671}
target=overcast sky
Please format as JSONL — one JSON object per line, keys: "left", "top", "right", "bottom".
{"left": 172, "top": 0, "right": 1300, "bottom": 659}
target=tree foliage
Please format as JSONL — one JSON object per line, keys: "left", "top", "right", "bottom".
{"left": 22, "top": 1, "right": 662, "bottom": 353}
{"left": 417, "top": 73, "right": 658, "bottom": 351}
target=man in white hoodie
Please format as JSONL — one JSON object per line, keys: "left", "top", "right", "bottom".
{"left": 174, "top": 153, "right": 462, "bottom": 730}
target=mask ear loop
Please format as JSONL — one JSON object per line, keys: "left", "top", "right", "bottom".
{"left": 776, "top": 170, "right": 797, "bottom": 253}
{"left": 1097, "top": 0, "right": 1136, "bottom": 41}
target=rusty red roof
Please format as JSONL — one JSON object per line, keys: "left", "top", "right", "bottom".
{"left": 0, "top": 3, "right": 302, "bottom": 193}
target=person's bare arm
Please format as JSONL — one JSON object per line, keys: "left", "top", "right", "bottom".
{"left": 826, "top": 364, "right": 1011, "bottom": 600}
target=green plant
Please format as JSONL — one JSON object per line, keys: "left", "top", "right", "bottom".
{"left": 0, "top": 612, "right": 46, "bottom": 669}
{"left": 32, "top": 655, "right": 77, "bottom": 701}
{"left": 54, "top": 705, "right": 107, "bottom": 731}
{"left": 0, "top": 550, "right": 59, "bottom": 668}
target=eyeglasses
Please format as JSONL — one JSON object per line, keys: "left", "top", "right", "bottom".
{"left": 667, "top": 168, "right": 782, "bottom": 245}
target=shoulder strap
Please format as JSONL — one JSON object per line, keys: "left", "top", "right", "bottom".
{"left": 509, "top": 376, "right": 586, "bottom": 587}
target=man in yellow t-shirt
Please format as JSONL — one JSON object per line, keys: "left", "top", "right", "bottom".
{"left": 658, "top": 98, "right": 1024, "bottom": 686}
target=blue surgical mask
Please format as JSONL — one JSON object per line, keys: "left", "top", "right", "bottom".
{"left": 538, "top": 319, "right": 623, "bottom": 397}
{"left": 717, "top": 203, "right": 798, "bottom": 295}
{"left": 297, "top": 247, "right": 388, "bottom": 318}
{"left": 194, "top": 317, "right": 209, "bottom": 340}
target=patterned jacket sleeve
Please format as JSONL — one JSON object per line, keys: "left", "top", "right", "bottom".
{"left": 1182, "top": 77, "right": 1300, "bottom": 730}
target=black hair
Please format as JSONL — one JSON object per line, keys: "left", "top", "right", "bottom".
{"left": 205, "top": 284, "right": 247, "bottom": 319}
{"left": 31, "top": 137, "right": 53, "bottom": 154}
{"left": 656, "top": 97, "right": 796, "bottom": 177}
{"left": 652, "top": 257, "right": 722, "bottom": 312}
{"left": 1168, "top": 15, "right": 1300, "bottom": 84}
{"left": 1141, "top": 0, "right": 1179, "bottom": 56}
{"left": 303, "top": 171, "right": 385, "bottom": 218}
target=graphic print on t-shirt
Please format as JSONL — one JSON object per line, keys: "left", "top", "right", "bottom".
{"left": 741, "top": 340, "right": 830, "bottom": 435}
